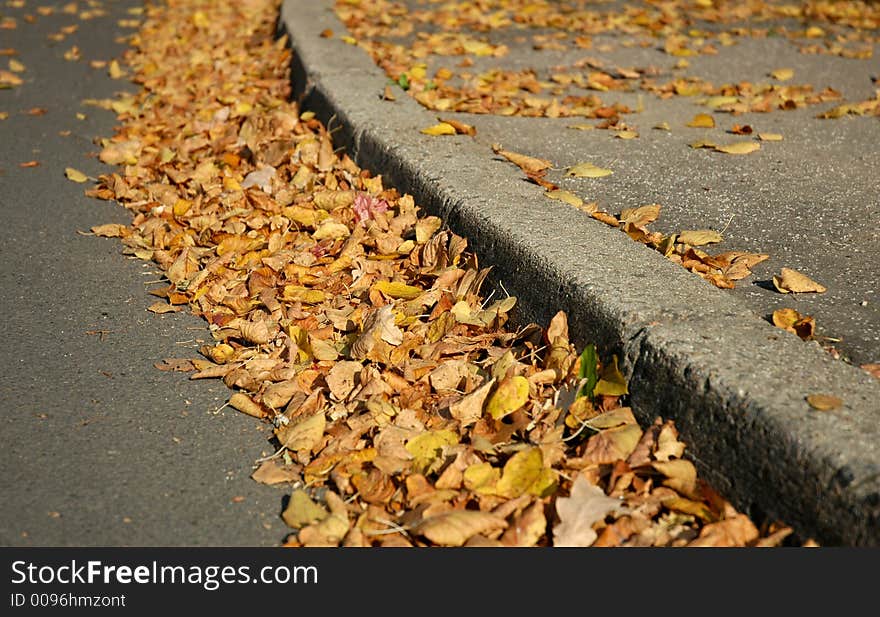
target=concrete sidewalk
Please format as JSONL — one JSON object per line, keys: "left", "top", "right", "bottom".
{"left": 279, "top": 0, "right": 880, "bottom": 545}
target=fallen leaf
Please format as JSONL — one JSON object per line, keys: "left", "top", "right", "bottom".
{"left": 714, "top": 142, "right": 760, "bottom": 155}
{"left": 89, "top": 223, "right": 128, "bottom": 237}
{"left": 771, "top": 308, "right": 815, "bottom": 340}
{"left": 491, "top": 144, "right": 553, "bottom": 174}
{"left": 19, "top": 161, "right": 40, "bottom": 168}
{"left": 449, "top": 378, "right": 495, "bottom": 427}
{"left": 65, "top": 167, "right": 89, "bottom": 183}
{"left": 566, "top": 162, "right": 613, "bottom": 178}
{"left": 420, "top": 122, "right": 457, "bottom": 136}
{"left": 678, "top": 229, "right": 723, "bottom": 246}
{"left": 772, "top": 267, "right": 826, "bottom": 293}
{"left": 758, "top": 133, "right": 783, "bottom": 141}
{"left": 861, "top": 364, "right": 880, "bottom": 379}
{"left": 553, "top": 475, "right": 627, "bottom": 547}
{"left": 282, "top": 489, "right": 328, "bottom": 529}
{"left": 806, "top": 394, "right": 842, "bottom": 411}
{"left": 438, "top": 117, "right": 476, "bottom": 136}
{"left": 770, "top": 68, "right": 794, "bottom": 82}
{"left": 228, "top": 392, "right": 264, "bottom": 419}
{"left": 252, "top": 460, "right": 301, "bottom": 485}
{"left": 593, "top": 355, "right": 628, "bottom": 396}
{"left": 277, "top": 412, "right": 326, "bottom": 455}
{"left": 485, "top": 374, "right": 530, "bottom": 420}
{"left": 496, "top": 447, "right": 555, "bottom": 498}
{"left": 544, "top": 189, "right": 583, "bottom": 208}
{"left": 414, "top": 510, "right": 507, "bottom": 546}
{"left": 687, "top": 113, "right": 715, "bottom": 128}
{"left": 147, "top": 301, "right": 182, "bottom": 314}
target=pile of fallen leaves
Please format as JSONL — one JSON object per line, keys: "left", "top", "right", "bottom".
{"left": 81, "top": 0, "right": 806, "bottom": 546}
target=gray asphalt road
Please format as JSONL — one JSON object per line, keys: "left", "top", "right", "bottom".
{"left": 0, "top": 0, "right": 287, "bottom": 546}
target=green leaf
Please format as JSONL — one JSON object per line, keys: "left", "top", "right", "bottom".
{"left": 397, "top": 73, "right": 410, "bottom": 91}
{"left": 577, "top": 344, "right": 598, "bottom": 400}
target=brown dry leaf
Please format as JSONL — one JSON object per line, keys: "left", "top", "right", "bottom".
{"left": 714, "top": 142, "right": 760, "bottom": 155}
{"left": 147, "top": 301, "right": 182, "bottom": 314}
{"left": 449, "top": 378, "right": 495, "bottom": 427}
{"left": 89, "top": 223, "right": 128, "bottom": 238}
{"left": 772, "top": 267, "right": 827, "bottom": 294}
{"left": 861, "top": 364, "right": 880, "bottom": 379}
{"left": 228, "top": 392, "right": 264, "bottom": 419}
{"left": 251, "top": 460, "right": 301, "bottom": 485}
{"left": 277, "top": 412, "right": 326, "bottom": 455}
{"left": 414, "top": 510, "right": 508, "bottom": 546}
{"left": 653, "top": 459, "right": 698, "bottom": 498}
{"left": 771, "top": 308, "right": 815, "bottom": 340}
{"left": 552, "top": 475, "right": 628, "bottom": 547}
{"left": 438, "top": 117, "right": 476, "bottom": 136}
{"left": 806, "top": 394, "right": 843, "bottom": 411}
{"left": 491, "top": 144, "right": 552, "bottom": 174}
{"left": 686, "top": 113, "right": 715, "bottom": 128}
{"left": 688, "top": 514, "right": 759, "bottom": 547}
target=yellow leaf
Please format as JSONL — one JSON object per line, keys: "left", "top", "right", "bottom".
{"left": 463, "top": 462, "right": 500, "bottom": 494}
{"left": 281, "top": 286, "right": 325, "bottom": 304}
{"left": 703, "top": 96, "right": 739, "bottom": 109}
{"left": 372, "top": 280, "right": 423, "bottom": 299}
{"left": 495, "top": 449, "right": 558, "bottom": 499}
{"left": 758, "top": 133, "right": 783, "bottom": 141}
{"left": 616, "top": 130, "right": 638, "bottom": 139}
{"left": 770, "top": 68, "right": 794, "bottom": 82}
{"left": 678, "top": 229, "right": 723, "bottom": 246}
{"left": 593, "top": 355, "right": 628, "bottom": 396}
{"left": 108, "top": 59, "right": 124, "bottom": 79}
{"left": 8, "top": 58, "right": 25, "bottom": 72}
{"left": 687, "top": 113, "right": 715, "bottom": 128}
{"left": 281, "top": 489, "right": 327, "bottom": 529}
{"left": 64, "top": 167, "right": 89, "bottom": 183}
{"left": 566, "top": 162, "right": 613, "bottom": 178}
{"left": 420, "top": 122, "right": 457, "bottom": 136}
{"left": 714, "top": 141, "right": 760, "bottom": 155}
{"left": 405, "top": 430, "right": 459, "bottom": 473}
{"left": 806, "top": 394, "right": 842, "bottom": 411}
{"left": 486, "top": 375, "right": 530, "bottom": 420}
{"left": 544, "top": 189, "right": 583, "bottom": 208}
{"left": 772, "top": 267, "right": 826, "bottom": 294}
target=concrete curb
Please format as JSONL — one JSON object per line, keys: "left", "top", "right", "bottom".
{"left": 278, "top": 0, "right": 880, "bottom": 545}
